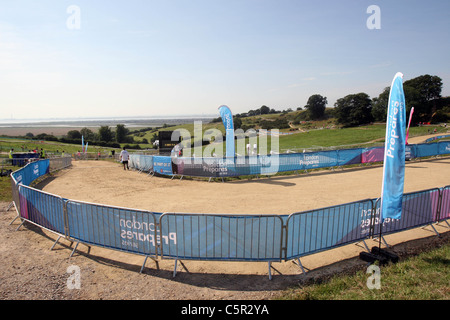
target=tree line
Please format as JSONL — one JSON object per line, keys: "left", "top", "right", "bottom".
{"left": 227, "top": 74, "right": 448, "bottom": 129}
{"left": 305, "top": 74, "right": 448, "bottom": 127}
{"left": 24, "top": 124, "right": 145, "bottom": 149}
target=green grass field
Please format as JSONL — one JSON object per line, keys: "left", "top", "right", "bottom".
{"left": 278, "top": 243, "right": 450, "bottom": 300}
{"left": 150, "top": 122, "right": 447, "bottom": 156}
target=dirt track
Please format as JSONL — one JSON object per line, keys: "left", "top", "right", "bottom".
{"left": 1, "top": 133, "right": 449, "bottom": 300}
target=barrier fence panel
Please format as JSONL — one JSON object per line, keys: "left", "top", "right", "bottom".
{"left": 66, "top": 200, "right": 160, "bottom": 257}
{"left": 159, "top": 213, "right": 285, "bottom": 261}
{"left": 371, "top": 188, "right": 441, "bottom": 236}
{"left": 415, "top": 143, "right": 440, "bottom": 158}
{"left": 438, "top": 186, "right": 450, "bottom": 222}
{"left": 337, "top": 148, "right": 362, "bottom": 166}
{"left": 130, "top": 141, "right": 450, "bottom": 179}
{"left": 11, "top": 159, "right": 50, "bottom": 186}
{"left": 10, "top": 176, "right": 21, "bottom": 213}
{"left": 129, "top": 154, "right": 153, "bottom": 172}
{"left": 361, "top": 147, "right": 384, "bottom": 164}
{"left": 18, "top": 184, "right": 66, "bottom": 235}
{"left": 438, "top": 141, "right": 450, "bottom": 155}
{"left": 49, "top": 156, "right": 72, "bottom": 172}
{"left": 285, "top": 199, "right": 374, "bottom": 260}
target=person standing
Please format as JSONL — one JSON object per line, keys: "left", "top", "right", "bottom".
{"left": 120, "top": 147, "right": 130, "bottom": 170}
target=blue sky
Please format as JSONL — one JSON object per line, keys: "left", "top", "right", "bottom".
{"left": 1, "top": 0, "right": 449, "bottom": 119}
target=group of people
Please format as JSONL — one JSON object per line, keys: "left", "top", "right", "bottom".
{"left": 8, "top": 148, "right": 46, "bottom": 159}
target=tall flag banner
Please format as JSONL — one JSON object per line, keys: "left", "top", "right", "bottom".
{"left": 405, "top": 107, "right": 414, "bottom": 145}
{"left": 81, "top": 135, "right": 85, "bottom": 153}
{"left": 380, "top": 72, "right": 407, "bottom": 221}
{"left": 218, "top": 105, "right": 235, "bottom": 158}
{"left": 85, "top": 142, "right": 88, "bottom": 153}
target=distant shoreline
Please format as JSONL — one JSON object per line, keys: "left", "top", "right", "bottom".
{"left": 0, "top": 116, "right": 215, "bottom": 137}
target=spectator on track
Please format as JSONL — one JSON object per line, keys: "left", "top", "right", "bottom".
{"left": 120, "top": 147, "right": 130, "bottom": 170}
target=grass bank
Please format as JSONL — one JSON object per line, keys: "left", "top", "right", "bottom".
{"left": 278, "top": 243, "right": 450, "bottom": 300}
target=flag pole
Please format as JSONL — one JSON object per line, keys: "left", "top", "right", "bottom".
{"left": 376, "top": 72, "right": 406, "bottom": 262}
{"left": 405, "top": 107, "right": 414, "bottom": 145}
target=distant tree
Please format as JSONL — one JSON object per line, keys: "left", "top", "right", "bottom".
{"left": 35, "top": 133, "right": 57, "bottom": 141}
{"left": 404, "top": 74, "right": 442, "bottom": 122}
{"left": 305, "top": 94, "right": 327, "bottom": 120}
{"left": 115, "top": 124, "right": 129, "bottom": 143}
{"left": 371, "top": 74, "right": 443, "bottom": 123}
{"left": 80, "top": 127, "right": 95, "bottom": 141}
{"left": 98, "top": 126, "right": 113, "bottom": 142}
{"left": 371, "top": 87, "right": 390, "bottom": 122}
{"left": 260, "top": 105, "right": 270, "bottom": 115}
{"left": 67, "top": 130, "right": 82, "bottom": 140}
{"left": 404, "top": 74, "right": 442, "bottom": 102}
{"left": 233, "top": 116, "right": 242, "bottom": 129}
{"left": 334, "top": 93, "right": 373, "bottom": 127}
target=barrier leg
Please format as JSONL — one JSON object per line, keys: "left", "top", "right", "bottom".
{"left": 172, "top": 259, "right": 187, "bottom": 277}
{"left": 361, "top": 240, "right": 370, "bottom": 252}
{"left": 6, "top": 201, "right": 14, "bottom": 211}
{"left": 140, "top": 256, "right": 149, "bottom": 273}
{"left": 293, "top": 258, "right": 307, "bottom": 275}
{"left": 16, "top": 219, "right": 25, "bottom": 231}
{"left": 9, "top": 214, "right": 20, "bottom": 226}
{"left": 140, "top": 256, "right": 160, "bottom": 273}
{"left": 428, "top": 223, "right": 440, "bottom": 236}
{"left": 356, "top": 239, "right": 371, "bottom": 252}
{"left": 373, "top": 236, "right": 390, "bottom": 248}
{"left": 50, "top": 235, "right": 61, "bottom": 250}
{"left": 268, "top": 262, "right": 272, "bottom": 280}
{"left": 70, "top": 242, "right": 79, "bottom": 257}
{"left": 382, "top": 236, "right": 390, "bottom": 248}
{"left": 173, "top": 259, "right": 178, "bottom": 277}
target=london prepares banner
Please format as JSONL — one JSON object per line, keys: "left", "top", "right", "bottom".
{"left": 381, "top": 72, "right": 406, "bottom": 221}
{"left": 218, "top": 105, "right": 235, "bottom": 158}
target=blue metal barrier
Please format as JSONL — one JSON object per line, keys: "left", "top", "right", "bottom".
{"left": 159, "top": 213, "right": 285, "bottom": 262}
{"left": 285, "top": 199, "right": 374, "bottom": 260}
{"left": 130, "top": 141, "right": 450, "bottom": 179}
{"left": 65, "top": 200, "right": 160, "bottom": 258}
{"left": 9, "top": 156, "right": 450, "bottom": 278}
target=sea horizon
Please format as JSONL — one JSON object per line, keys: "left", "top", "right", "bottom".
{"left": 0, "top": 114, "right": 217, "bottom": 128}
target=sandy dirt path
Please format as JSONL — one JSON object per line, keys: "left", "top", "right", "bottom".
{"left": 42, "top": 156, "right": 450, "bottom": 216}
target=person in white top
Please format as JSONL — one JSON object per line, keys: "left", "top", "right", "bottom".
{"left": 120, "top": 147, "right": 130, "bottom": 170}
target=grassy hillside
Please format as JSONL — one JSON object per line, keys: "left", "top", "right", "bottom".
{"left": 2, "top": 111, "right": 447, "bottom": 157}
{"left": 127, "top": 110, "right": 448, "bottom": 156}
